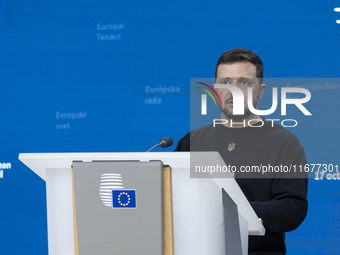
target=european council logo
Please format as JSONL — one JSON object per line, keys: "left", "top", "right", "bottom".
{"left": 112, "top": 190, "right": 137, "bottom": 209}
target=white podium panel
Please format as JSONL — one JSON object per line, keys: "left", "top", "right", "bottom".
{"left": 19, "top": 152, "right": 265, "bottom": 255}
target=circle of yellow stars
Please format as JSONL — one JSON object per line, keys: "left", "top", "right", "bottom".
{"left": 117, "top": 192, "right": 131, "bottom": 207}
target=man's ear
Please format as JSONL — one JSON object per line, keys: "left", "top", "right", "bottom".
{"left": 259, "top": 84, "right": 266, "bottom": 99}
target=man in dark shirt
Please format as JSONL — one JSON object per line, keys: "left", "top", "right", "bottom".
{"left": 175, "top": 48, "right": 308, "bottom": 254}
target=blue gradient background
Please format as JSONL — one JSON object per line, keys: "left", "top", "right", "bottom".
{"left": 0, "top": 0, "right": 339, "bottom": 254}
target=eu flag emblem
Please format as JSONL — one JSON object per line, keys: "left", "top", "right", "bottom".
{"left": 112, "top": 190, "right": 137, "bottom": 209}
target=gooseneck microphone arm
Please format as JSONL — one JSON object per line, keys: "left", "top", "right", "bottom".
{"left": 147, "top": 144, "right": 161, "bottom": 152}
{"left": 147, "top": 137, "right": 173, "bottom": 152}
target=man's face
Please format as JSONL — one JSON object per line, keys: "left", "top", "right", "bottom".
{"left": 215, "top": 62, "right": 265, "bottom": 119}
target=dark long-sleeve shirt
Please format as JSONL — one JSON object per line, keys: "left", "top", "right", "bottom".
{"left": 174, "top": 121, "right": 308, "bottom": 254}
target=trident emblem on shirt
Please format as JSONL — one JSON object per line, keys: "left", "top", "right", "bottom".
{"left": 227, "top": 143, "right": 236, "bottom": 152}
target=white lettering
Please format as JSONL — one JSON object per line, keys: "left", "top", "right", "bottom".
{"left": 230, "top": 119, "right": 246, "bottom": 126}
{"left": 213, "top": 118, "right": 299, "bottom": 128}
{"left": 281, "top": 119, "right": 298, "bottom": 127}
{"left": 56, "top": 111, "right": 87, "bottom": 120}
{"left": 281, "top": 88, "right": 312, "bottom": 116}
{"left": 145, "top": 97, "right": 162, "bottom": 104}
{"left": 201, "top": 94, "right": 207, "bottom": 115}
{"left": 97, "top": 22, "right": 125, "bottom": 31}
{"left": 145, "top": 85, "right": 181, "bottom": 94}
{"left": 56, "top": 123, "right": 70, "bottom": 129}
{"left": 210, "top": 85, "right": 311, "bottom": 116}
{"left": 0, "top": 163, "right": 11, "bottom": 170}
{"left": 213, "top": 119, "right": 228, "bottom": 127}
{"left": 248, "top": 87, "right": 278, "bottom": 115}
{"left": 195, "top": 164, "right": 235, "bottom": 174}
{"left": 97, "top": 33, "right": 121, "bottom": 41}
{"left": 214, "top": 84, "right": 244, "bottom": 115}
{"left": 265, "top": 119, "right": 280, "bottom": 127}
{"left": 248, "top": 119, "right": 264, "bottom": 127}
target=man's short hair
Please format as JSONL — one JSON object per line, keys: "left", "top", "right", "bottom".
{"left": 215, "top": 48, "right": 264, "bottom": 82}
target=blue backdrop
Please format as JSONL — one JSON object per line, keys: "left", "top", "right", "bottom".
{"left": 1, "top": 0, "right": 339, "bottom": 254}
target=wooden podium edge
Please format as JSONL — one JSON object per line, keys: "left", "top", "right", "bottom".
{"left": 72, "top": 167, "right": 79, "bottom": 255}
{"left": 164, "top": 165, "right": 174, "bottom": 255}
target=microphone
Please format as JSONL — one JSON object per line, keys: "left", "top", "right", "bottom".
{"left": 147, "top": 137, "right": 173, "bottom": 152}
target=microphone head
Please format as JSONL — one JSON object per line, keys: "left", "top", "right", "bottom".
{"left": 159, "top": 137, "right": 173, "bottom": 148}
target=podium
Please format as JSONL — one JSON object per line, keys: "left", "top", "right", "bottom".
{"left": 19, "top": 152, "right": 265, "bottom": 255}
